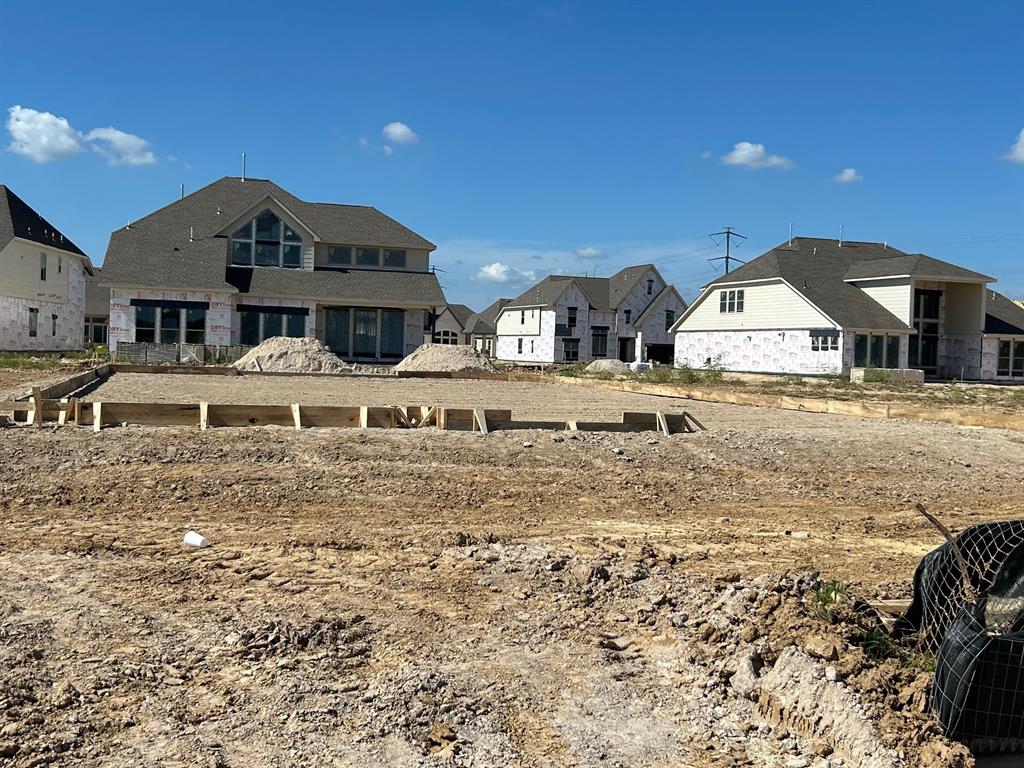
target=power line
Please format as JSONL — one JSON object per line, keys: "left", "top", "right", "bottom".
{"left": 707, "top": 226, "right": 747, "bottom": 273}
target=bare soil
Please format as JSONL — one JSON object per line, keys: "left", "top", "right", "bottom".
{"left": 2, "top": 378, "right": 1022, "bottom": 766}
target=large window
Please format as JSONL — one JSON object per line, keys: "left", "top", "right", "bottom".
{"left": 135, "top": 306, "right": 156, "bottom": 342}
{"left": 230, "top": 209, "right": 302, "bottom": 268}
{"left": 909, "top": 289, "right": 941, "bottom": 369}
{"left": 353, "top": 309, "right": 378, "bottom": 355}
{"left": 562, "top": 338, "right": 579, "bottom": 362}
{"left": 719, "top": 289, "right": 744, "bottom": 313}
{"left": 853, "top": 333, "right": 900, "bottom": 369}
{"left": 434, "top": 329, "right": 458, "bottom": 345}
{"left": 28, "top": 308, "right": 38, "bottom": 337}
{"left": 567, "top": 306, "right": 577, "bottom": 330}
{"left": 238, "top": 307, "right": 306, "bottom": 346}
{"left": 997, "top": 340, "right": 1024, "bottom": 378}
{"left": 592, "top": 326, "right": 608, "bottom": 358}
{"left": 810, "top": 334, "right": 839, "bottom": 352}
{"left": 85, "top": 317, "right": 108, "bottom": 345}
{"left": 665, "top": 310, "right": 675, "bottom": 331}
{"left": 381, "top": 310, "right": 404, "bottom": 357}
{"left": 356, "top": 248, "right": 380, "bottom": 267}
{"left": 133, "top": 302, "right": 207, "bottom": 345}
{"left": 383, "top": 249, "right": 406, "bottom": 268}
{"left": 328, "top": 246, "right": 352, "bottom": 265}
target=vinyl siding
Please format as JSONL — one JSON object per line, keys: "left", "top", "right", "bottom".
{"left": 496, "top": 306, "right": 543, "bottom": 335}
{"left": 679, "top": 280, "right": 833, "bottom": 331}
{"left": 852, "top": 279, "right": 912, "bottom": 325}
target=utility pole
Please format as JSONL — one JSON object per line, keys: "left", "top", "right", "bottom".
{"left": 707, "top": 226, "right": 747, "bottom": 273}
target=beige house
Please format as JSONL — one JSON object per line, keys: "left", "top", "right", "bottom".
{"left": 430, "top": 303, "right": 475, "bottom": 345}
{"left": 0, "top": 185, "right": 94, "bottom": 351}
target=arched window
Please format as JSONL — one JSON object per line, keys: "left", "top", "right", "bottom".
{"left": 433, "top": 330, "right": 458, "bottom": 345}
{"left": 230, "top": 209, "right": 302, "bottom": 268}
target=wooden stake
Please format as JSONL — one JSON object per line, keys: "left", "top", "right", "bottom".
{"left": 92, "top": 402, "right": 102, "bottom": 432}
{"left": 473, "top": 408, "right": 489, "bottom": 434}
{"left": 656, "top": 411, "right": 670, "bottom": 436}
{"left": 58, "top": 398, "right": 69, "bottom": 426}
{"left": 359, "top": 406, "right": 368, "bottom": 429}
{"left": 684, "top": 411, "right": 706, "bottom": 431}
{"left": 419, "top": 406, "right": 437, "bottom": 428}
{"left": 567, "top": 420, "right": 578, "bottom": 431}
{"left": 72, "top": 398, "right": 81, "bottom": 426}
{"left": 30, "top": 387, "right": 43, "bottom": 427}
{"left": 290, "top": 403, "right": 302, "bottom": 431}
{"left": 199, "top": 402, "right": 209, "bottom": 431}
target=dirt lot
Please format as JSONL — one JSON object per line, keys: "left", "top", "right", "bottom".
{"left": 2, "top": 374, "right": 1022, "bottom": 766}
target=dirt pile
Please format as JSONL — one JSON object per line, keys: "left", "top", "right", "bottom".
{"left": 585, "top": 359, "right": 629, "bottom": 374}
{"left": 394, "top": 343, "right": 497, "bottom": 374}
{"left": 234, "top": 336, "right": 352, "bottom": 374}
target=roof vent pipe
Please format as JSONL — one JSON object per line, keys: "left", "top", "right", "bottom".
{"left": 216, "top": 206, "right": 222, "bottom": 215}
{"left": 788, "top": 223, "right": 793, "bottom": 246}
{"left": 241, "top": 152, "right": 246, "bottom": 181}
{"left": 839, "top": 224, "right": 843, "bottom": 247}
{"left": 189, "top": 226, "right": 194, "bottom": 242}
{"left": 180, "top": 184, "right": 184, "bottom": 200}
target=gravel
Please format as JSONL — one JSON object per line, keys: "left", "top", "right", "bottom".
{"left": 234, "top": 337, "right": 353, "bottom": 374}
{"left": 394, "top": 344, "right": 497, "bottom": 373}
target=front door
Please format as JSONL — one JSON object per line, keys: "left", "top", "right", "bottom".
{"left": 325, "top": 308, "right": 349, "bottom": 356}
{"left": 618, "top": 338, "right": 634, "bottom": 362}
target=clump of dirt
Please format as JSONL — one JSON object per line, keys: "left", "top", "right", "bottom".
{"left": 585, "top": 359, "right": 629, "bottom": 374}
{"left": 394, "top": 343, "right": 497, "bottom": 373}
{"left": 227, "top": 615, "right": 371, "bottom": 662}
{"left": 234, "top": 336, "right": 352, "bottom": 374}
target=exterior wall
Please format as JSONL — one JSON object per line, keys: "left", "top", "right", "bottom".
{"left": 981, "top": 336, "right": 1024, "bottom": 381}
{"left": 853, "top": 279, "right": 912, "bottom": 325}
{"left": 679, "top": 280, "right": 834, "bottom": 331}
{"left": 496, "top": 306, "right": 543, "bottom": 336}
{"left": 615, "top": 268, "right": 666, "bottom": 339}
{"left": 635, "top": 289, "right": 688, "bottom": 348}
{"left": 944, "top": 282, "right": 985, "bottom": 334}
{"left": 675, "top": 329, "right": 845, "bottom": 375}
{"left": 496, "top": 310, "right": 556, "bottom": 362}
{"left": 221, "top": 198, "right": 316, "bottom": 271}
{"left": 0, "top": 255, "right": 86, "bottom": 351}
{"left": 840, "top": 333, "right": 910, "bottom": 372}
{"left": 109, "top": 288, "right": 234, "bottom": 352}
{"left": 945, "top": 334, "right": 983, "bottom": 380}
{"left": 313, "top": 244, "right": 430, "bottom": 273}
{"left": 430, "top": 311, "right": 466, "bottom": 343}
{"left": 0, "top": 239, "right": 73, "bottom": 302}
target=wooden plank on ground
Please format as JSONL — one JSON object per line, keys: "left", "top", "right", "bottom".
{"left": 298, "top": 406, "right": 361, "bottom": 428}
{"left": 664, "top": 413, "right": 688, "bottom": 434}
{"left": 473, "top": 409, "right": 489, "bottom": 434}
{"left": 92, "top": 402, "right": 201, "bottom": 427}
{"left": 39, "top": 366, "right": 104, "bottom": 400}
{"left": 683, "top": 411, "right": 706, "bottom": 431}
{"left": 656, "top": 411, "right": 670, "bottom": 436}
{"left": 418, "top": 406, "right": 438, "bottom": 428}
{"left": 621, "top": 412, "right": 658, "bottom": 429}
{"left": 110, "top": 364, "right": 239, "bottom": 376}
{"left": 206, "top": 404, "right": 294, "bottom": 428}
{"left": 575, "top": 421, "right": 652, "bottom": 433}
{"left": 487, "top": 420, "right": 571, "bottom": 431}
{"left": 440, "top": 408, "right": 475, "bottom": 431}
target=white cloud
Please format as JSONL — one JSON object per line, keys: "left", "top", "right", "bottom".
{"left": 575, "top": 246, "right": 605, "bottom": 259}
{"left": 6, "top": 105, "right": 156, "bottom": 166}
{"left": 473, "top": 262, "right": 537, "bottom": 284}
{"left": 833, "top": 167, "right": 863, "bottom": 183}
{"left": 721, "top": 141, "right": 793, "bottom": 170}
{"left": 1005, "top": 129, "right": 1024, "bottom": 164}
{"left": 85, "top": 126, "right": 156, "bottom": 166}
{"left": 6, "top": 105, "right": 83, "bottom": 162}
{"left": 382, "top": 121, "right": 419, "bottom": 145}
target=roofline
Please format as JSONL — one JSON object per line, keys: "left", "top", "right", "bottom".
{"left": 102, "top": 281, "right": 239, "bottom": 294}
{"left": 216, "top": 193, "right": 321, "bottom": 241}
{"left": 11, "top": 236, "right": 95, "bottom": 274}
{"left": 844, "top": 275, "right": 992, "bottom": 285}
{"left": 670, "top": 277, "right": 843, "bottom": 333}
{"left": 634, "top": 284, "right": 684, "bottom": 326}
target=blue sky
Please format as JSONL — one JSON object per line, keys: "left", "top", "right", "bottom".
{"left": 1, "top": 0, "right": 1022, "bottom": 309}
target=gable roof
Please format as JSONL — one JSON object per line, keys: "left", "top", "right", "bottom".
{"left": 0, "top": 185, "right": 90, "bottom": 266}
{"left": 506, "top": 264, "right": 659, "bottom": 312}
{"left": 100, "top": 176, "right": 435, "bottom": 293}
{"left": 463, "top": 297, "right": 512, "bottom": 335}
{"left": 985, "top": 290, "right": 1024, "bottom": 335}
{"left": 634, "top": 284, "right": 687, "bottom": 327}
{"left": 700, "top": 238, "right": 926, "bottom": 330}
{"left": 438, "top": 303, "right": 475, "bottom": 329}
{"left": 844, "top": 253, "right": 992, "bottom": 282}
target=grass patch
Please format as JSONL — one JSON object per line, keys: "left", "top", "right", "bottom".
{"left": 0, "top": 348, "right": 106, "bottom": 371}
{"left": 810, "top": 579, "right": 850, "bottom": 620}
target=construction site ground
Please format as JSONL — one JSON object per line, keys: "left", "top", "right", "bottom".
{"left": 2, "top": 367, "right": 1023, "bottom": 766}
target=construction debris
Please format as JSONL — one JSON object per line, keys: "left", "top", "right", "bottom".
{"left": 234, "top": 337, "right": 353, "bottom": 374}
{"left": 585, "top": 359, "right": 630, "bottom": 374}
{"left": 394, "top": 343, "right": 497, "bottom": 374}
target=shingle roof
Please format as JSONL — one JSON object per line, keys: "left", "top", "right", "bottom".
{"left": 100, "top": 176, "right": 435, "bottom": 293}
{"left": 704, "top": 238, "right": 925, "bottom": 330}
{"left": 439, "top": 303, "right": 475, "bottom": 329}
{"left": 844, "top": 253, "right": 992, "bottom": 282}
{"left": 463, "top": 298, "right": 512, "bottom": 335}
{"left": 0, "top": 185, "right": 90, "bottom": 264}
{"left": 226, "top": 266, "right": 445, "bottom": 307}
{"left": 507, "top": 264, "right": 657, "bottom": 312}
{"left": 85, "top": 268, "right": 110, "bottom": 316}
{"left": 985, "top": 291, "right": 1024, "bottom": 335}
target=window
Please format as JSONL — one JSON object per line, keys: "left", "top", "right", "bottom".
{"left": 719, "top": 289, "right": 745, "bottom": 313}
{"left": 229, "top": 209, "right": 302, "bottom": 269}
{"left": 356, "top": 247, "right": 380, "bottom": 267}
{"left": 624, "top": 309, "right": 632, "bottom": 325}
{"left": 51, "top": 314, "right": 58, "bottom": 337}
{"left": 517, "top": 338, "right": 523, "bottom": 354}
{"left": 353, "top": 309, "right": 377, "bottom": 355}
{"left": 562, "top": 338, "right": 579, "bottom": 362}
{"left": 530, "top": 340, "right": 535, "bottom": 353}
{"left": 40, "top": 253, "right": 47, "bottom": 281}
{"left": 85, "top": 317, "right": 108, "bottom": 345}
{"left": 810, "top": 334, "right": 839, "bottom": 352}
{"left": 28, "top": 308, "right": 38, "bottom": 337}
{"left": 185, "top": 308, "right": 206, "bottom": 344}
{"left": 592, "top": 327, "right": 608, "bottom": 358}
{"left": 665, "top": 310, "right": 675, "bottom": 331}
{"left": 328, "top": 246, "right": 352, "bottom": 265}
{"left": 646, "top": 279, "right": 653, "bottom": 296}
{"left": 286, "top": 314, "right": 305, "bottom": 337}
{"left": 262, "top": 313, "right": 283, "bottom": 339}
{"left": 434, "top": 329, "right": 458, "bottom": 345}
{"left": 520, "top": 310, "right": 525, "bottom": 325}
{"left": 381, "top": 310, "right": 404, "bottom": 357}
{"left": 160, "top": 306, "right": 182, "bottom": 343}
{"left": 997, "top": 340, "right": 1024, "bottom": 378}
{"left": 240, "top": 311, "right": 260, "bottom": 346}
{"left": 58, "top": 255, "right": 62, "bottom": 274}
{"left": 383, "top": 249, "right": 406, "bottom": 268}
{"left": 854, "top": 333, "right": 900, "bottom": 369}
{"left": 135, "top": 306, "right": 156, "bottom": 343}
{"left": 239, "top": 308, "right": 306, "bottom": 345}
{"left": 567, "top": 306, "right": 577, "bottom": 329}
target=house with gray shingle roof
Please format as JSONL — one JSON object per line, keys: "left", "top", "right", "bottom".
{"left": 99, "top": 176, "right": 446, "bottom": 360}
{"left": 670, "top": 236, "right": 1023, "bottom": 380}
{"left": 0, "top": 185, "right": 94, "bottom": 351}
{"left": 494, "top": 265, "right": 686, "bottom": 364}
{"left": 429, "top": 303, "right": 476, "bottom": 346}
